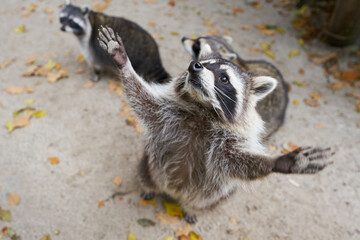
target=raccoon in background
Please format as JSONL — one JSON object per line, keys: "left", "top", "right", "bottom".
{"left": 98, "top": 26, "right": 333, "bottom": 224}
{"left": 59, "top": 0, "right": 170, "bottom": 83}
{"left": 182, "top": 36, "right": 289, "bottom": 138}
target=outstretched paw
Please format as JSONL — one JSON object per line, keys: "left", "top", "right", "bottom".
{"left": 98, "top": 26, "right": 128, "bottom": 68}
{"left": 274, "top": 147, "right": 334, "bottom": 174}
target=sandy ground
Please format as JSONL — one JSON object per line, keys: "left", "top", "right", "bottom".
{"left": 0, "top": 0, "right": 359, "bottom": 239}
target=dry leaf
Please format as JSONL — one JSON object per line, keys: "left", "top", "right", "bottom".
{"left": 48, "top": 157, "right": 59, "bottom": 165}
{"left": 264, "top": 50, "right": 275, "bottom": 60}
{"left": 24, "top": 99, "right": 34, "bottom": 104}
{"left": 309, "top": 90, "right": 321, "bottom": 101}
{"left": 293, "top": 80, "right": 308, "bottom": 87}
{"left": 112, "top": 176, "right": 122, "bottom": 186}
{"left": 127, "top": 232, "right": 137, "bottom": 240}
{"left": 74, "top": 69, "right": 85, "bottom": 74}
{"left": 140, "top": 199, "right": 158, "bottom": 206}
{"left": 229, "top": 216, "right": 237, "bottom": 224}
{"left": 109, "top": 79, "right": 123, "bottom": 96}
{"left": 340, "top": 70, "right": 359, "bottom": 82}
{"left": 189, "top": 231, "right": 203, "bottom": 240}
{"left": 175, "top": 224, "right": 192, "bottom": 237}
{"left": 144, "top": 0, "right": 157, "bottom": 3}
{"left": 298, "top": 68, "right": 305, "bottom": 75}
{"left": 163, "top": 202, "right": 183, "bottom": 218}
{"left": 156, "top": 212, "right": 181, "bottom": 224}
{"left": 4, "top": 86, "right": 25, "bottom": 94}
{"left": 148, "top": 21, "right": 156, "bottom": 26}
{"left": 26, "top": 56, "right": 37, "bottom": 65}
{"left": 7, "top": 193, "right": 21, "bottom": 206}
{"left": 170, "top": 31, "right": 179, "bottom": 36}
{"left": 240, "top": 25, "right": 249, "bottom": 30}
{"left": 304, "top": 98, "right": 319, "bottom": 107}
{"left": 204, "top": 22, "right": 215, "bottom": 27}
{"left": 82, "top": 80, "right": 96, "bottom": 88}
{"left": 44, "top": 8, "right": 54, "bottom": 14}
{"left": 13, "top": 115, "right": 31, "bottom": 128}
{"left": 22, "top": 65, "right": 39, "bottom": 76}
{"left": 5, "top": 120, "right": 15, "bottom": 133}
{"left": 207, "top": 28, "right": 219, "bottom": 36}
{"left": 168, "top": 0, "right": 175, "bottom": 6}
{"left": 40, "top": 234, "right": 51, "bottom": 240}
{"left": 98, "top": 200, "right": 105, "bottom": 208}
{"left": 356, "top": 99, "right": 360, "bottom": 112}
{"left": 0, "top": 208, "right": 11, "bottom": 222}
{"left": 0, "top": 59, "right": 15, "bottom": 69}
{"left": 14, "top": 25, "right": 26, "bottom": 33}
{"left": 47, "top": 69, "right": 69, "bottom": 83}
{"left": 162, "top": 237, "right": 174, "bottom": 240}
{"left": 328, "top": 82, "right": 345, "bottom": 90}
{"left": 32, "top": 110, "right": 47, "bottom": 118}
{"left": 77, "top": 54, "right": 85, "bottom": 63}
{"left": 268, "top": 145, "right": 276, "bottom": 151}
{"left": 24, "top": 86, "right": 34, "bottom": 93}
{"left": 312, "top": 53, "right": 336, "bottom": 65}
{"left": 232, "top": 7, "right": 244, "bottom": 16}
{"left": 288, "top": 49, "right": 300, "bottom": 58}
{"left": 316, "top": 124, "right": 325, "bottom": 129}
{"left": 293, "top": 99, "right": 299, "bottom": 105}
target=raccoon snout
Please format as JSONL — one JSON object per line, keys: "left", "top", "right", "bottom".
{"left": 188, "top": 61, "right": 203, "bottom": 73}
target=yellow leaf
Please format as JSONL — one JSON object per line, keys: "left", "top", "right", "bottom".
{"left": 162, "top": 237, "right": 174, "bottom": 240}
{"left": 170, "top": 31, "right": 179, "bottom": 36}
{"left": 127, "top": 232, "right": 137, "bottom": 240}
{"left": 32, "top": 110, "right": 47, "bottom": 118}
{"left": 264, "top": 50, "right": 275, "bottom": 60}
{"left": 44, "top": 59, "right": 57, "bottom": 69}
{"left": 293, "top": 99, "right": 299, "bottom": 105}
{"left": 40, "top": 235, "right": 51, "bottom": 240}
{"left": 260, "top": 42, "right": 271, "bottom": 51}
{"left": 24, "top": 99, "right": 34, "bottom": 104}
{"left": 98, "top": 200, "right": 105, "bottom": 208}
{"left": 13, "top": 115, "right": 31, "bottom": 128}
{"left": 298, "top": 38, "right": 305, "bottom": 47}
{"left": 288, "top": 49, "right": 300, "bottom": 58}
{"left": 7, "top": 193, "right": 21, "bottom": 206}
{"left": 5, "top": 120, "right": 15, "bottom": 133}
{"left": 0, "top": 59, "right": 15, "bottom": 69}
{"left": 14, "top": 25, "right": 26, "bottom": 33}
{"left": 293, "top": 80, "right": 308, "bottom": 87}
{"left": 276, "top": 27, "right": 285, "bottom": 34}
{"left": 77, "top": 54, "right": 85, "bottom": 63}
{"left": 163, "top": 202, "right": 183, "bottom": 218}
{"left": 190, "top": 231, "right": 203, "bottom": 240}
{"left": 48, "top": 157, "right": 59, "bottom": 165}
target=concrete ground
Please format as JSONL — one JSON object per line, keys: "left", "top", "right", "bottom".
{"left": 0, "top": 0, "right": 359, "bottom": 239}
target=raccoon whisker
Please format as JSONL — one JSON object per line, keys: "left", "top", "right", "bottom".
{"left": 214, "top": 86, "right": 236, "bottom": 103}
{"left": 215, "top": 88, "right": 234, "bottom": 119}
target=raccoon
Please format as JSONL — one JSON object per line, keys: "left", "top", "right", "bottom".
{"left": 182, "top": 35, "right": 289, "bottom": 138}
{"left": 98, "top": 26, "right": 333, "bottom": 224}
{"left": 59, "top": 0, "right": 170, "bottom": 83}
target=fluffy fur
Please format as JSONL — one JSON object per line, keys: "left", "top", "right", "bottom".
{"left": 60, "top": 1, "right": 169, "bottom": 83}
{"left": 98, "top": 27, "right": 333, "bottom": 224}
{"left": 182, "top": 35, "right": 289, "bottom": 138}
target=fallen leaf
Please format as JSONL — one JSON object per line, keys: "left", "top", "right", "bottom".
{"left": 22, "top": 65, "right": 39, "bottom": 76}
{"left": 316, "top": 124, "right": 325, "bottom": 129}
{"left": 77, "top": 54, "right": 85, "bottom": 64}
{"left": 98, "top": 200, "right": 105, "bottom": 208}
{"left": 264, "top": 50, "right": 275, "bottom": 60}
{"left": 13, "top": 115, "right": 31, "bottom": 128}
{"left": 148, "top": 21, "right": 156, "bottom": 26}
{"left": 44, "top": 59, "right": 57, "bottom": 69}
{"left": 292, "top": 80, "right": 308, "bottom": 87}
{"left": 163, "top": 202, "right": 183, "bottom": 218}
{"left": 75, "top": 69, "right": 85, "bottom": 74}
{"left": 0, "top": 208, "right": 11, "bottom": 222}
{"left": 24, "top": 99, "right": 34, "bottom": 105}
{"left": 232, "top": 7, "right": 244, "bottom": 16}
{"left": 356, "top": 99, "right": 360, "bottom": 112}
{"left": 5, "top": 121, "right": 14, "bottom": 133}
{"left": 0, "top": 59, "right": 15, "bottom": 69}
{"left": 312, "top": 53, "right": 336, "bottom": 65}
{"left": 48, "top": 157, "right": 59, "bottom": 165}
{"left": 240, "top": 25, "right": 249, "bottom": 30}
{"left": 140, "top": 199, "right": 158, "bottom": 206}
{"left": 252, "top": 2, "right": 262, "bottom": 9}
{"left": 170, "top": 31, "right": 179, "bottom": 36}
{"left": 14, "top": 25, "right": 26, "bottom": 33}
{"left": 156, "top": 212, "right": 180, "bottom": 224}
{"left": 32, "top": 110, "right": 47, "bottom": 118}
{"left": 260, "top": 41, "right": 272, "bottom": 51}
{"left": 27, "top": 109, "right": 35, "bottom": 116}
{"left": 26, "top": 56, "right": 37, "bottom": 65}
{"left": 137, "top": 218, "right": 156, "bottom": 227}
{"left": 168, "top": 0, "right": 175, "bottom": 6}
{"left": 112, "top": 176, "right": 122, "bottom": 186}
{"left": 304, "top": 98, "right": 319, "bottom": 107}
{"left": 293, "top": 99, "right": 299, "bottom": 105}
{"left": 204, "top": 22, "right": 215, "bottom": 27}
{"left": 190, "top": 231, "right": 203, "bottom": 240}
{"left": 82, "top": 80, "right": 96, "bottom": 88}
{"left": 288, "top": 49, "right": 300, "bottom": 58}
{"left": 40, "top": 234, "right": 51, "bottom": 240}
{"left": 109, "top": 79, "right": 123, "bottom": 96}
{"left": 162, "top": 237, "right": 174, "bottom": 240}
{"left": 229, "top": 216, "right": 237, "bottom": 224}
{"left": 175, "top": 224, "right": 192, "bottom": 237}
{"left": 144, "top": 0, "right": 157, "bottom": 4}
{"left": 328, "top": 82, "right": 345, "bottom": 90}
{"left": 127, "top": 232, "right": 137, "bottom": 240}
{"left": 207, "top": 28, "right": 219, "bottom": 36}
{"left": 298, "top": 68, "right": 305, "bottom": 75}
{"left": 309, "top": 90, "right": 321, "bottom": 101}
{"left": 7, "top": 193, "right": 20, "bottom": 206}
{"left": 44, "top": 8, "right": 54, "bottom": 14}
{"left": 4, "top": 86, "right": 24, "bottom": 94}
{"left": 298, "top": 38, "right": 305, "bottom": 47}
{"left": 340, "top": 70, "right": 359, "bottom": 82}
{"left": 276, "top": 27, "right": 285, "bottom": 34}
{"left": 47, "top": 69, "right": 69, "bottom": 83}
{"left": 24, "top": 86, "right": 34, "bottom": 93}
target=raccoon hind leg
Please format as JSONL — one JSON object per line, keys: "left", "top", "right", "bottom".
{"left": 138, "top": 153, "right": 158, "bottom": 200}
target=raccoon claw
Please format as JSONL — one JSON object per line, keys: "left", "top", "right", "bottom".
{"left": 140, "top": 192, "right": 155, "bottom": 200}
{"left": 183, "top": 211, "right": 197, "bottom": 224}
{"left": 98, "top": 26, "right": 128, "bottom": 68}
{"left": 274, "top": 147, "right": 334, "bottom": 174}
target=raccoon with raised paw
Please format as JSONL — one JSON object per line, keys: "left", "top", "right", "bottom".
{"left": 59, "top": 0, "right": 169, "bottom": 83}
{"left": 182, "top": 35, "right": 288, "bottom": 138}
{"left": 98, "top": 26, "right": 334, "bottom": 224}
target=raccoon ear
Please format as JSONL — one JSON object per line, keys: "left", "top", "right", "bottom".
{"left": 81, "top": 6, "right": 90, "bottom": 14}
{"left": 252, "top": 76, "right": 277, "bottom": 101}
{"left": 223, "top": 36, "right": 233, "bottom": 45}
{"left": 223, "top": 52, "right": 237, "bottom": 61}
{"left": 198, "top": 43, "right": 212, "bottom": 59}
{"left": 181, "top": 37, "right": 195, "bottom": 56}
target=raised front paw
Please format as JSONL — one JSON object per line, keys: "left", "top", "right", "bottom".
{"left": 98, "top": 26, "right": 128, "bottom": 68}
{"left": 274, "top": 147, "right": 334, "bottom": 174}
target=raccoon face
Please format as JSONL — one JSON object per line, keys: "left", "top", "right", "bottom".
{"left": 176, "top": 57, "right": 277, "bottom": 123}
{"left": 182, "top": 36, "right": 237, "bottom": 62}
{"left": 60, "top": 3, "right": 89, "bottom": 35}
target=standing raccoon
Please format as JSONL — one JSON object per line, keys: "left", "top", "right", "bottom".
{"left": 59, "top": 0, "right": 169, "bottom": 83}
{"left": 98, "top": 26, "right": 333, "bottom": 224}
{"left": 182, "top": 36, "right": 288, "bottom": 138}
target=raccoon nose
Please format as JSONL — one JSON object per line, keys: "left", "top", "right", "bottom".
{"left": 189, "top": 61, "right": 203, "bottom": 73}
{"left": 181, "top": 37, "right": 188, "bottom": 43}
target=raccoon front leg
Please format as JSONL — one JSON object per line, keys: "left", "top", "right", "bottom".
{"left": 98, "top": 26, "right": 162, "bottom": 121}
